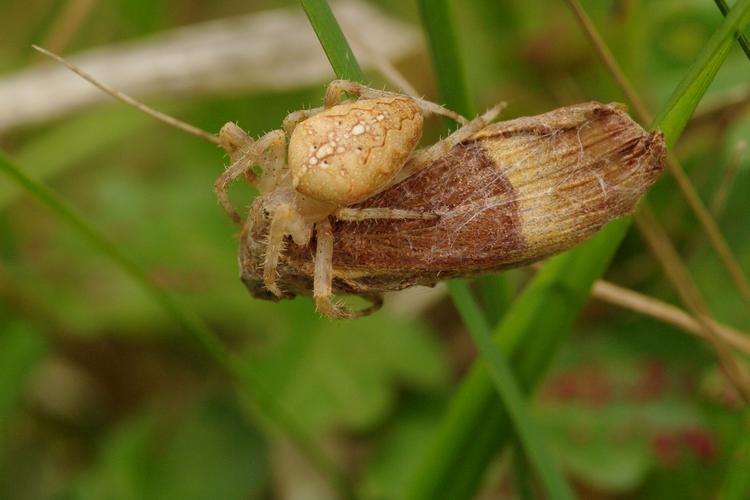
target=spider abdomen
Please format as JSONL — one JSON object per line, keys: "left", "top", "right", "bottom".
{"left": 288, "top": 96, "right": 423, "bottom": 206}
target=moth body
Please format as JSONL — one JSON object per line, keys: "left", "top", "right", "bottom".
{"left": 240, "top": 102, "right": 666, "bottom": 303}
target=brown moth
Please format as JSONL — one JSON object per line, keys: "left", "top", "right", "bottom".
{"left": 239, "top": 100, "right": 665, "bottom": 316}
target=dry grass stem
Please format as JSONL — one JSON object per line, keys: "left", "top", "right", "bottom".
{"left": 711, "top": 140, "right": 747, "bottom": 216}
{"left": 36, "top": 0, "right": 98, "bottom": 59}
{"left": 592, "top": 280, "right": 750, "bottom": 356}
{"left": 635, "top": 204, "right": 750, "bottom": 404}
{"left": 563, "top": 0, "right": 750, "bottom": 311}
{"left": 33, "top": 45, "right": 222, "bottom": 146}
{"left": 1, "top": 1, "right": 419, "bottom": 131}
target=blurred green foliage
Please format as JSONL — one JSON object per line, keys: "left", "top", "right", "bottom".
{"left": 2, "top": 0, "right": 750, "bottom": 499}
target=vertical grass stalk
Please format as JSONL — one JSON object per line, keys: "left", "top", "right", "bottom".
{"left": 406, "top": 0, "right": 750, "bottom": 498}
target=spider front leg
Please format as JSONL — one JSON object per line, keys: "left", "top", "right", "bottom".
{"left": 313, "top": 218, "right": 382, "bottom": 319}
{"left": 323, "top": 79, "right": 468, "bottom": 124}
{"left": 214, "top": 128, "right": 286, "bottom": 224}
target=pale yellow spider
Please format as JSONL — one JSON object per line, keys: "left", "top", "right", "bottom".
{"left": 214, "top": 80, "right": 503, "bottom": 318}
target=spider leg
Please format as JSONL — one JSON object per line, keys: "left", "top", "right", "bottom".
{"left": 262, "top": 203, "right": 301, "bottom": 297}
{"left": 334, "top": 207, "right": 437, "bottom": 221}
{"left": 324, "top": 79, "right": 468, "bottom": 124}
{"left": 391, "top": 103, "right": 506, "bottom": 185}
{"left": 313, "top": 218, "right": 382, "bottom": 319}
{"left": 214, "top": 129, "right": 286, "bottom": 224}
{"left": 282, "top": 107, "right": 325, "bottom": 136}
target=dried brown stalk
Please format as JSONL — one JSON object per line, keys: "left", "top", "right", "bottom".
{"left": 592, "top": 280, "right": 750, "bottom": 356}
{"left": 635, "top": 204, "right": 750, "bottom": 403}
{"left": 564, "top": 0, "right": 750, "bottom": 404}
{"left": 563, "top": 0, "right": 750, "bottom": 310}
{"left": 711, "top": 140, "right": 747, "bottom": 216}
{"left": 35, "top": 0, "right": 98, "bottom": 59}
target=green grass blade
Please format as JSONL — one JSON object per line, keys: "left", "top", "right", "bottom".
{"left": 718, "top": 414, "right": 750, "bottom": 500}
{"left": 653, "top": 0, "right": 750, "bottom": 141}
{"left": 447, "top": 280, "right": 575, "bottom": 500}
{"left": 416, "top": 0, "right": 473, "bottom": 119}
{"left": 713, "top": 0, "right": 750, "bottom": 59}
{"left": 416, "top": 0, "right": 572, "bottom": 497}
{"left": 0, "top": 108, "right": 148, "bottom": 209}
{"left": 414, "top": 0, "right": 512, "bottom": 330}
{"left": 300, "top": 1, "right": 573, "bottom": 495}
{"left": 299, "top": 0, "right": 365, "bottom": 82}
{"left": 406, "top": 0, "right": 750, "bottom": 498}
{"left": 0, "top": 150, "right": 356, "bottom": 499}
{"left": 0, "top": 150, "right": 230, "bottom": 365}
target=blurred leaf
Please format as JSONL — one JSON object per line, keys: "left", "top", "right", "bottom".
{"left": 1, "top": 108, "right": 149, "bottom": 210}
{"left": 155, "top": 399, "right": 268, "bottom": 500}
{"left": 245, "top": 305, "right": 448, "bottom": 433}
{"left": 362, "top": 402, "right": 441, "bottom": 500}
{"left": 0, "top": 320, "right": 46, "bottom": 479}
{"left": 718, "top": 415, "right": 750, "bottom": 500}
{"left": 0, "top": 321, "right": 46, "bottom": 425}
{"left": 538, "top": 333, "right": 706, "bottom": 492}
{"left": 73, "top": 415, "right": 159, "bottom": 500}
{"left": 73, "top": 398, "right": 268, "bottom": 500}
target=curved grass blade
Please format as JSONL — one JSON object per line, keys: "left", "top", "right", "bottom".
{"left": 0, "top": 150, "right": 357, "bottom": 500}
{"left": 0, "top": 150, "right": 230, "bottom": 364}
{"left": 406, "top": 1, "right": 750, "bottom": 498}
{"left": 0, "top": 109, "right": 148, "bottom": 209}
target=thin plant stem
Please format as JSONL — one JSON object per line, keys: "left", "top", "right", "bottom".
{"left": 635, "top": 203, "right": 750, "bottom": 403}
{"left": 562, "top": 0, "right": 750, "bottom": 312}
{"left": 591, "top": 279, "right": 750, "bottom": 356}
{"left": 0, "top": 150, "right": 356, "bottom": 500}
{"left": 407, "top": 2, "right": 750, "bottom": 498}
{"left": 711, "top": 140, "right": 747, "bottom": 216}
{"left": 32, "top": 45, "right": 221, "bottom": 146}
{"left": 564, "top": 0, "right": 750, "bottom": 401}
{"left": 714, "top": 0, "right": 750, "bottom": 59}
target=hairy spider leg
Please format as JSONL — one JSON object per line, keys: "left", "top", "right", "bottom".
{"left": 263, "top": 205, "right": 291, "bottom": 297}
{"left": 215, "top": 129, "right": 286, "bottom": 224}
{"left": 391, "top": 103, "right": 506, "bottom": 185}
{"left": 282, "top": 106, "right": 325, "bottom": 136}
{"left": 323, "top": 79, "right": 468, "bottom": 124}
{"left": 313, "top": 218, "right": 383, "bottom": 318}
{"left": 333, "top": 207, "right": 438, "bottom": 221}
